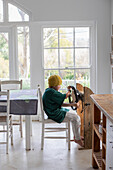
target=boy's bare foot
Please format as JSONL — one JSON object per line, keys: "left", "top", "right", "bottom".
{"left": 70, "top": 136, "right": 84, "bottom": 142}
{"left": 74, "top": 139, "right": 84, "bottom": 147}
{"left": 71, "top": 136, "right": 84, "bottom": 142}
{"left": 70, "top": 139, "right": 75, "bottom": 142}
{"left": 81, "top": 136, "right": 84, "bottom": 140}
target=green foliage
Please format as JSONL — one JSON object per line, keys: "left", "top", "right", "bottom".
{"left": 45, "top": 70, "right": 59, "bottom": 79}
{"left": 0, "top": 34, "right": 8, "bottom": 60}
{"left": 0, "top": 58, "right": 9, "bottom": 78}
{"left": 22, "top": 79, "right": 30, "bottom": 89}
{"left": 0, "top": 33, "right": 9, "bottom": 78}
{"left": 63, "top": 72, "right": 74, "bottom": 80}
{"left": 44, "top": 28, "right": 58, "bottom": 48}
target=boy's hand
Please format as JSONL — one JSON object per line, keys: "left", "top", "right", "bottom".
{"left": 67, "top": 86, "right": 71, "bottom": 90}
{"left": 66, "top": 91, "right": 71, "bottom": 99}
{"left": 76, "top": 102, "right": 80, "bottom": 108}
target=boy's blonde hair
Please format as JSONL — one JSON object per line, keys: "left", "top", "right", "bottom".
{"left": 48, "top": 75, "right": 62, "bottom": 87}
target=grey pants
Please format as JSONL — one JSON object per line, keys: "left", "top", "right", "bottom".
{"left": 64, "top": 110, "right": 81, "bottom": 140}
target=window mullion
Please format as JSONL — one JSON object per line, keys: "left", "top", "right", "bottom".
{"left": 89, "top": 27, "right": 91, "bottom": 66}
{"left": 58, "top": 28, "right": 60, "bottom": 76}
{"left": 89, "top": 26, "right": 92, "bottom": 89}
{"left": 73, "top": 27, "right": 76, "bottom": 86}
{"left": 3, "top": 0, "right": 8, "bottom": 23}
{"left": 10, "top": 26, "right": 18, "bottom": 79}
{"left": 73, "top": 27, "right": 75, "bottom": 67}
{"left": 44, "top": 66, "right": 91, "bottom": 70}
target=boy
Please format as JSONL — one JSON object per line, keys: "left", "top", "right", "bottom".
{"left": 42, "top": 75, "right": 84, "bottom": 147}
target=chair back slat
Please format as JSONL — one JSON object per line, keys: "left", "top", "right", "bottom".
{"left": 0, "top": 90, "right": 11, "bottom": 153}
{"left": 0, "top": 113, "right": 8, "bottom": 116}
{"left": 38, "top": 85, "right": 44, "bottom": 121}
{"left": 0, "top": 90, "right": 10, "bottom": 121}
{"left": 0, "top": 102, "right": 7, "bottom": 106}
{"left": 0, "top": 80, "right": 22, "bottom": 91}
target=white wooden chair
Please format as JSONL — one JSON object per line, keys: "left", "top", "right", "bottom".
{"left": 0, "top": 80, "right": 23, "bottom": 138}
{"left": 37, "top": 85, "right": 70, "bottom": 150}
{"left": 0, "top": 90, "right": 13, "bottom": 154}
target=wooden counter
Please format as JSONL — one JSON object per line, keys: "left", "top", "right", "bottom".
{"left": 90, "top": 94, "right": 113, "bottom": 170}
{"left": 90, "top": 94, "right": 113, "bottom": 122}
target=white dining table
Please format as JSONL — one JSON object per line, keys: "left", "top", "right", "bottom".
{"left": 0, "top": 89, "right": 38, "bottom": 150}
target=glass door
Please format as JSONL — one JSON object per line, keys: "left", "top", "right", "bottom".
{"left": 0, "top": 28, "right": 12, "bottom": 80}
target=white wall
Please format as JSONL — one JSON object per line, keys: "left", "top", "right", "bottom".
{"left": 111, "top": 0, "right": 113, "bottom": 25}
{"left": 30, "top": 22, "right": 44, "bottom": 91}
{"left": 16, "top": 0, "right": 111, "bottom": 94}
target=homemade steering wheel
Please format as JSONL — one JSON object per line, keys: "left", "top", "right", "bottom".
{"left": 68, "top": 86, "right": 79, "bottom": 110}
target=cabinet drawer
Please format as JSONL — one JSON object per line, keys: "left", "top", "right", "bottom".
{"left": 107, "top": 139, "right": 113, "bottom": 154}
{"left": 107, "top": 167, "right": 113, "bottom": 169}
{"left": 107, "top": 118, "right": 113, "bottom": 138}
{"left": 106, "top": 133, "right": 113, "bottom": 169}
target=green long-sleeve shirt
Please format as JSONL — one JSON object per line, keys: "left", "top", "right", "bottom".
{"left": 42, "top": 88, "right": 69, "bottom": 123}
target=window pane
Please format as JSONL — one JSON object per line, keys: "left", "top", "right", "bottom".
{"left": 44, "top": 70, "right": 59, "bottom": 89}
{"left": 75, "top": 27, "right": 89, "bottom": 47}
{"left": 44, "top": 49, "right": 58, "bottom": 68}
{"left": 43, "top": 26, "right": 91, "bottom": 90}
{"left": 75, "top": 48, "right": 89, "bottom": 67}
{"left": 0, "top": 0, "right": 3, "bottom": 22}
{"left": 76, "top": 69, "right": 90, "bottom": 87}
{"left": 8, "top": 3, "right": 29, "bottom": 22}
{"left": 43, "top": 28, "right": 58, "bottom": 48}
{"left": 17, "top": 27, "right": 30, "bottom": 89}
{"left": 0, "top": 33, "right": 9, "bottom": 79}
{"left": 60, "top": 70, "right": 75, "bottom": 89}
{"left": 60, "top": 49, "right": 73, "bottom": 68}
{"left": 59, "top": 28, "right": 73, "bottom": 47}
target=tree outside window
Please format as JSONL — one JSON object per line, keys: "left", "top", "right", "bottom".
{"left": 0, "top": 33, "right": 9, "bottom": 79}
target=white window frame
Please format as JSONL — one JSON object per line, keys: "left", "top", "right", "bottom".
{"left": 0, "top": 0, "right": 32, "bottom": 84}
{"left": 41, "top": 21, "right": 97, "bottom": 93}
{"left": 3, "top": 0, "right": 32, "bottom": 23}
{"left": 0, "top": 0, "right": 32, "bottom": 120}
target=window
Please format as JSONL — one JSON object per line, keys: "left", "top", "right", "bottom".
{"left": 0, "top": 0, "right": 3, "bottom": 22}
{"left": 0, "top": 0, "right": 31, "bottom": 89}
{"left": 17, "top": 27, "right": 30, "bottom": 89}
{"left": 43, "top": 27, "right": 91, "bottom": 91}
{"left": 0, "top": 32, "right": 9, "bottom": 78}
{"left": 8, "top": 3, "right": 29, "bottom": 22}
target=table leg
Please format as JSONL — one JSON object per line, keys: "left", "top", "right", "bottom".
{"left": 25, "top": 115, "right": 31, "bottom": 150}
{"left": 30, "top": 116, "right": 32, "bottom": 136}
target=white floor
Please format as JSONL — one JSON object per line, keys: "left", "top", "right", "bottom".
{"left": 0, "top": 122, "right": 94, "bottom": 170}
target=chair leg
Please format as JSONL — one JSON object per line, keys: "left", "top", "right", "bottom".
{"left": 10, "top": 117, "right": 13, "bottom": 145}
{"left": 66, "top": 122, "right": 68, "bottom": 142}
{"left": 41, "top": 123, "right": 44, "bottom": 150}
{"left": 20, "top": 115, "right": 23, "bottom": 138}
{"left": 30, "top": 116, "right": 32, "bottom": 136}
{"left": 6, "top": 121, "right": 9, "bottom": 154}
{"left": 68, "top": 121, "right": 70, "bottom": 150}
{"left": 3, "top": 125, "right": 5, "bottom": 130}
